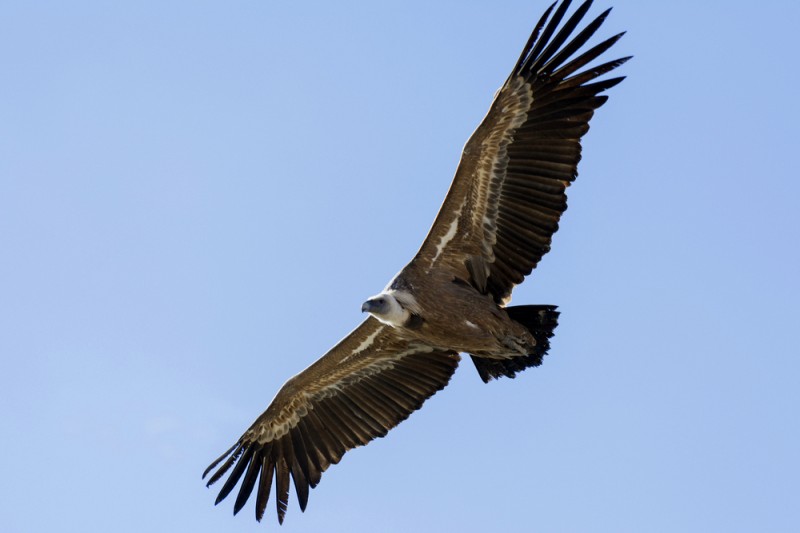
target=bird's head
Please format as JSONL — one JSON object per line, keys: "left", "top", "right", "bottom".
{"left": 361, "top": 292, "right": 409, "bottom": 327}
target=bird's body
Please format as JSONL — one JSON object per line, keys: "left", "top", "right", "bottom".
{"left": 369, "top": 266, "right": 537, "bottom": 357}
{"left": 204, "top": 0, "right": 629, "bottom": 524}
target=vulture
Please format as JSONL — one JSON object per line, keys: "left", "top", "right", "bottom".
{"left": 204, "top": 0, "right": 628, "bottom": 524}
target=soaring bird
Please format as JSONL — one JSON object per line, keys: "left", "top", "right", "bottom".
{"left": 204, "top": 0, "right": 628, "bottom": 524}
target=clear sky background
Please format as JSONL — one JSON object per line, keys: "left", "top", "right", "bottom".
{"left": 2, "top": 1, "right": 799, "bottom": 532}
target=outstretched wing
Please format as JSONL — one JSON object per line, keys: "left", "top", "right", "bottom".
{"left": 203, "top": 318, "right": 460, "bottom": 524}
{"left": 414, "top": 0, "right": 629, "bottom": 303}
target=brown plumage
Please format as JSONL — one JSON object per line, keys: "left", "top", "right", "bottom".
{"left": 204, "top": 0, "right": 628, "bottom": 524}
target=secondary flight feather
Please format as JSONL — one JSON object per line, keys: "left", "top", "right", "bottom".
{"left": 204, "top": 0, "right": 628, "bottom": 524}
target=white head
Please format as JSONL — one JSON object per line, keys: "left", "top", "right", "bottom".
{"left": 361, "top": 292, "right": 410, "bottom": 327}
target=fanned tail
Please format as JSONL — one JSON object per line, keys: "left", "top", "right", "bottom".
{"left": 470, "top": 305, "right": 559, "bottom": 383}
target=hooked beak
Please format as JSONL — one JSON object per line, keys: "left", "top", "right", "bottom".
{"left": 361, "top": 300, "right": 375, "bottom": 313}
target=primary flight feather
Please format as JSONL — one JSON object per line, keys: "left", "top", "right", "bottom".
{"left": 204, "top": 0, "right": 628, "bottom": 524}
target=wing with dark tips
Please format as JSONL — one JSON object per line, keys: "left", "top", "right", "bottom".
{"left": 413, "top": 0, "right": 629, "bottom": 304}
{"left": 203, "top": 318, "right": 460, "bottom": 524}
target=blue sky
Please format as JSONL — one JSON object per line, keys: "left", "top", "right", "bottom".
{"left": 2, "top": 1, "right": 799, "bottom": 531}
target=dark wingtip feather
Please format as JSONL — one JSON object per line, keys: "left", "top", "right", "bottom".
{"left": 541, "top": 6, "right": 612, "bottom": 72}
{"left": 214, "top": 446, "right": 254, "bottom": 505}
{"left": 277, "top": 501, "right": 287, "bottom": 525}
{"left": 523, "top": 0, "right": 574, "bottom": 70}
{"left": 293, "top": 463, "right": 310, "bottom": 512}
{"left": 512, "top": 1, "right": 558, "bottom": 76}
{"left": 233, "top": 449, "right": 263, "bottom": 515}
{"left": 536, "top": 0, "right": 596, "bottom": 68}
{"left": 205, "top": 444, "right": 244, "bottom": 489}
{"left": 600, "top": 75, "right": 626, "bottom": 91}
{"left": 275, "top": 439, "right": 290, "bottom": 525}
{"left": 202, "top": 442, "right": 238, "bottom": 480}
{"left": 255, "top": 451, "right": 274, "bottom": 522}
{"left": 602, "top": 31, "right": 627, "bottom": 54}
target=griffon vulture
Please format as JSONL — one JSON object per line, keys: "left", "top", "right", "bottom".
{"left": 204, "top": 0, "right": 628, "bottom": 524}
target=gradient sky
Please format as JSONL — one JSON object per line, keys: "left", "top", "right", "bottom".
{"left": 2, "top": 1, "right": 799, "bottom": 532}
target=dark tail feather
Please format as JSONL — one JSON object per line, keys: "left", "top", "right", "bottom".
{"left": 470, "top": 305, "right": 560, "bottom": 383}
